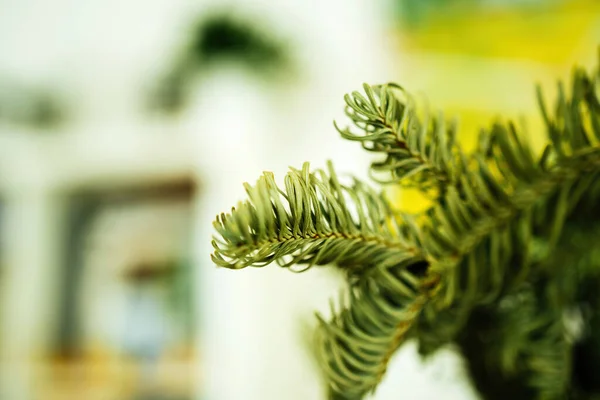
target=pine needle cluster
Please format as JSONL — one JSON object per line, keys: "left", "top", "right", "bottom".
{"left": 211, "top": 52, "right": 600, "bottom": 399}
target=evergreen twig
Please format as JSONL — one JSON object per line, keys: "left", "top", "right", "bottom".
{"left": 211, "top": 52, "right": 600, "bottom": 399}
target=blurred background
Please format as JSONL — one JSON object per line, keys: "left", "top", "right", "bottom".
{"left": 0, "top": 0, "right": 598, "bottom": 399}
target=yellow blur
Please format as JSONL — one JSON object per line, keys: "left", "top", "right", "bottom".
{"left": 392, "top": 0, "right": 600, "bottom": 212}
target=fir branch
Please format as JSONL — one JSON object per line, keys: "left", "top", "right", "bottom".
{"left": 422, "top": 65, "right": 600, "bottom": 311}
{"left": 537, "top": 67, "right": 600, "bottom": 159}
{"left": 456, "top": 289, "right": 571, "bottom": 400}
{"left": 415, "top": 62, "right": 600, "bottom": 399}
{"left": 495, "top": 293, "right": 571, "bottom": 399}
{"left": 334, "top": 83, "right": 464, "bottom": 194}
{"left": 316, "top": 265, "right": 439, "bottom": 399}
{"left": 416, "top": 166, "right": 600, "bottom": 362}
{"left": 211, "top": 161, "right": 421, "bottom": 272}
{"left": 210, "top": 51, "right": 600, "bottom": 400}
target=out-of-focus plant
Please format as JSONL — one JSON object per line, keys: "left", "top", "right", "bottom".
{"left": 395, "top": 0, "right": 555, "bottom": 28}
{"left": 149, "top": 13, "right": 289, "bottom": 114}
{"left": 210, "top": 49, "right": 600, "bottom": 399}
{"left": 0, "top": 81, "right": 65, "bottom": 129}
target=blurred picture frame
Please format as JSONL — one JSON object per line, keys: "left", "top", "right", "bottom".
{"left": 55, "top": 176, "right": 197, "bottom": 362}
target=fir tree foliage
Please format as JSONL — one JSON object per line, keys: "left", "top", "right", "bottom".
{"left": 211, "top": 52, "right": 600, "bottom": 399}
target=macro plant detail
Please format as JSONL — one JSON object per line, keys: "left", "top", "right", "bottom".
{"left": 211, "top": 52, "right": 600, "bottom": 399}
